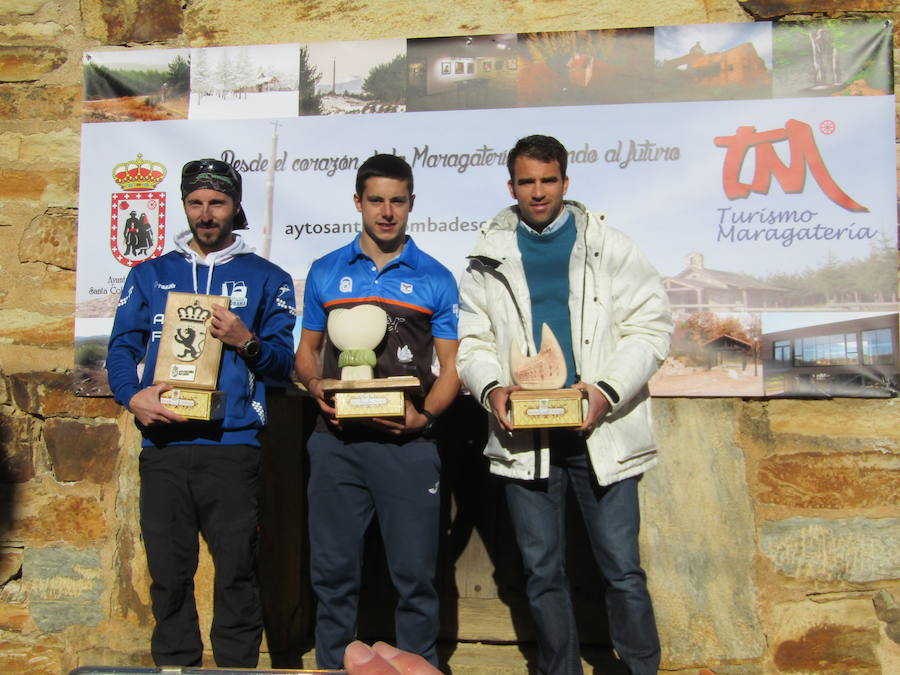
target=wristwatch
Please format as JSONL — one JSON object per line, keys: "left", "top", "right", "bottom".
{"left": 237, "top": 334, "right": 261, "bottom": 360}
{"left": 421, "top": 409, "right": 437, "bottom": 435}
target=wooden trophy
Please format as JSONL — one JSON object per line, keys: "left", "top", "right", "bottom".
{"left": 152, "top": 292, "right": 229, "bottom": 420}
{"left": 508, "top": 323, "right": 584, "bottom": 429}
{"left": 322, "top": 304, "right": 422, "bottom": 419}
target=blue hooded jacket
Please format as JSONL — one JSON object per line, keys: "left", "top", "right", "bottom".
{"left": 106, "top": 230, "right": 297, "bottom": 447}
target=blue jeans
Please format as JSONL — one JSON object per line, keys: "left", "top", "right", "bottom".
{"left": 307, "top": 430, "right": 441, "bottom": 669}
{"left": 504, "top": 433, "right": 660, "bottom": 675}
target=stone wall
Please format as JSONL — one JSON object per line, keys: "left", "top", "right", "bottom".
{"left": 1, "top": 1, "right": 898, "bottom": 673}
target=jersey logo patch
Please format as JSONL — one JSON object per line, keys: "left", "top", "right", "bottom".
{"left": 340, "top": 276, "right": 353, "bottom": 293}
{"left": 222, "top": 280, "right": 248, "bottom": 308}
{"left": 400, "top": 282, "right": 413, "bottom": 294}
{"left": 397, "top": 345, "right": 413, "bottom": 363}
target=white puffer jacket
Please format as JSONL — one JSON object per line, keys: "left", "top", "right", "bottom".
{"left": 457, "top": 201, "right": 673, "bottom": 486}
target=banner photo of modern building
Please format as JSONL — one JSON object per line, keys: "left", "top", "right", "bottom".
{"left": 75, "top": 19, "right": 899, "bottom": 399}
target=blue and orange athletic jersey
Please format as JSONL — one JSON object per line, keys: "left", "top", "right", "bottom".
{"left": 302, "top": 234, "right": 458, "bottom": 390}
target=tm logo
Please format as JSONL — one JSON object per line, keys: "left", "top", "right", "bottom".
{"left": 714, "top": 118, "right": 867, "bottom": 213}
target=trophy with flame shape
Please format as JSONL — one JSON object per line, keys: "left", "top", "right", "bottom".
{"left": 323, "top": 304, "right": 422, "bottom": 419}
{"left": 152, "top": 292, "right": 230, "bottom": 420}
{"left": 508, "top": 323, "right": 584, "bottom": 428}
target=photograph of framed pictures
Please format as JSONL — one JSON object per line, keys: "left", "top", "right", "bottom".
{"left": 441, "top": 61, "right": 451, "bottom": 75}
{"left": 466, "top": 61, "right": 474, "bottom": 74}
{"left": 455, "top": 61, "right": 464, "bottom": 74}
{"left": 482, "top": 60, "right": 492, "bottom": 72}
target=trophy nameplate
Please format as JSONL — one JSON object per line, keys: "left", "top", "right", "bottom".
{"left": 508, "top": 323, "right": 583, "bottom": 429}
{"left": 153, "top": 292, "right": 229, "bottom": 420}
{"left": 329, "top": 377, "right": 424, "bottom": 419}
{"left": 509, "top": 389, "right": 585, "bottom": 428}
{"left": 322, "top": 305, "right": 422, "bottom": 419}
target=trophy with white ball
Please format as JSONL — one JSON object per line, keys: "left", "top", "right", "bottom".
{"left": 323, "top": 304, "right": 422, "bottom": 419}
{"left": 508, "top": 323, "right": 584, "bottom": 428}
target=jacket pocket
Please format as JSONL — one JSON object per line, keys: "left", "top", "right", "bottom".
{"left": 604, "top": 398, "right": 657, "bottom": 463}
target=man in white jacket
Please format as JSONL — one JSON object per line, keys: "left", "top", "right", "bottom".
{"left": 456, "top": 135, "right": 672, "bottom": 675}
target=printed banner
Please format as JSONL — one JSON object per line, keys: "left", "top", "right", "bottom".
{"left": 76, "top": 19, "right": 899, "bottom": 399}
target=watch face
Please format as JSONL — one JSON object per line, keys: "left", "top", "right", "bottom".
{"left": 242, "top": 338, "right": 260, "bottom": 358}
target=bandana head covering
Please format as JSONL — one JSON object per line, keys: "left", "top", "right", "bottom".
{"left": 180, "top": 158, "right": 248, "bottom": 229}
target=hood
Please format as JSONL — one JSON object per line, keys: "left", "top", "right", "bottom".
{"left": 173, "top": 229, "right": 255, "bottom": 294}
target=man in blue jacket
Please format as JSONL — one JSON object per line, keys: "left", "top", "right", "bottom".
{"left": 106, "top": 158, "right": 296, "bottom": 667}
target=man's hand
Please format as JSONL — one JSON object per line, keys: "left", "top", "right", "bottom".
{"left": 128, "top": 383, "right": 188, "bottom": 426}
{"left": 344, "top": 641, "right": 439, "bottom": 675}
{"left": 572, "top": 381, "right": 610, "bottom": 432}
{"left": 307, "top": 376, "right": 339, "bottom": 421}
{"left": 209, "top": 303, "right": 252, "bottom": 348}
{"left": 487, "top": 385, "right": 520, "bottom": 432}
{"left": 369, "top": 399, "right": 428, "bottom": 435}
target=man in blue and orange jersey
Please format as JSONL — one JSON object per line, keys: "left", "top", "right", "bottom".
{"left": 294, "top": 153, "right": 459, "bottom": 670}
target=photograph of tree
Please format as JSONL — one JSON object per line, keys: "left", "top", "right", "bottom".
{"left": 298, "top": 39, "right": 406, "bottom": 115}
{"left": 189, "top": 44, "right": 299, "bottom": 120}
{"left": 772, "top": 18, "right": 892, "bottom": 98}
{"left": 82, "top": 49, "right": 190, "bottom": 123}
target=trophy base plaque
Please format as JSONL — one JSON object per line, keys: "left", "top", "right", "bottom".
{"left": 509, "top": 389, "right": 584, "bottom": 429}
{"left": 325, "top": 376, "right": 423, "bottom": 419}
{"left": 159, "top": 389, "right": 227, "bottom": 421}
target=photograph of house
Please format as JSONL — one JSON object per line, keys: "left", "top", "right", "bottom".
{"left": 761, "top": 312, "right": 899, "bottom": 397}
{"left": 663, "top": 253, "right": 791, "bottom": 310}
{"left": 650, "top": 311, "right": 763, "bottom": 397}
{"left": 654, "top": 23, "right": 772, "bottom": 100}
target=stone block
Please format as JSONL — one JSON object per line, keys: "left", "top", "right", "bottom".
{"left": 0, "top": 199, "right": 45, "bottom": 229}
{"left": 758, "top": 452, "right": 900, "bottom": 509}
{"left": 0, "top": 545, "right": 23, "bottom": 584}
{"left": 0, "top": 408, "right": 37, "bottom": 482}
{"left": 767, "top": 398, "right": 900, "bottom": 440}
{"left": 761, "top": 517, "right": 900, "bottom": 582}
{"left": 82, "top": 0, "right": 182, "bottom": 43}
{"left": 0, "top": 46, "right": 67, "bottom": 82}
{"left": 0, "top": 130, "right": 21, "bottom": 161}
{"left": 0, "top": 601, "right": 31, "bottom": 632}
{"left": 0, "top": 636, "right": 65, "bottom": 675}
{"left": 19, "top": 129, "right": 80, "bottom": 165}
{"left": 0, "top": 310, "right": 72, "bottom": 347}
{"left": 0, "top": 168, "right": 77, "bottom": 203}
{"left": 0, "top": 344, "right": 73, "bottom": 375}
{"left": 0, "top": 0, "right": 51, "bottom": 14}
{"left": 23, "top": 546, "right": 104, "bottom": 631}
{"left": 740, "top": 0, "right": 895, "bottom": 20}
{"left": 44, "top": 418, "right": 120, "bottom": 484}
{"left": 38, "top": 268, "right": 76, "bottom": 311}
{"left": 9, "top": 371, "right": 120, "bottom": 418}
{"left": 769, "top": 597, "right": 882, "bottom": 672}
{"left": 0, "top": 21, "right": 63, "bottom": 40}
{"left": 75, "top": 647, "right": 153, "bottom": 669}
{"left": 18, "top": 207, "right": 77, "bottom": 269}
{"left": 13, "top": 494, "right": 108, "bottom": 544}
{"left": 0, "top": 84, "right": 81, "bottom": 122}
{"left": 643, "top": 398, "right": 765, "bottom": 667}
